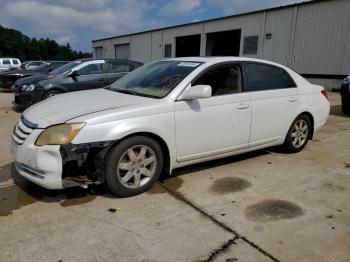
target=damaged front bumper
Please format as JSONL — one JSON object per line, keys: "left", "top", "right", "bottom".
{"left": 12, "top": 120, "right": 114, "bottom": 189}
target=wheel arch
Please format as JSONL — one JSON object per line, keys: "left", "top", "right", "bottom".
{"left": 297, "top": 111, "right": 315, "bottom": 140}
{"left": 105, "top": 131, "right": 172, "bottom": 175}
{"left": 41, "top": 87, "right": 65, "bottom": 99}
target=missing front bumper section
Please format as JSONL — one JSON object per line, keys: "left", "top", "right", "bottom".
{"left": 60, "top": 141, "right": 116, "bottom": 188}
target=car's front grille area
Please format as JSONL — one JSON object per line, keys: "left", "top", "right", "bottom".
{"left": 12, "top": 117, "right": 36, "bottom": 145}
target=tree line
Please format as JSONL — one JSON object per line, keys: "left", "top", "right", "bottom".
{"left": 0, "top": 25, "right": 91, "bottom": 61}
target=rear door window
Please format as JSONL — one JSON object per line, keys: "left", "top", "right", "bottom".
{"left": 3, "top": 59, "right": 11, "bottom": 65}
{"left": 246, "top": 63, "right": 296, "bottom": 91}
{"left": 107, "top": 61, "right": 130, "bottom": 73}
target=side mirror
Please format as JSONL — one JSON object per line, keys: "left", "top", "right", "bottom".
{"left": 69, "top": 70, "right": 80, "bottom": 78}
{"left": 178, "top": 84, "right": 212, "bottom": 100}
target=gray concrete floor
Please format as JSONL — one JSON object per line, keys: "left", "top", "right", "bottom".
{"left": 0, "top": 92, "right": 349, "bottom": 262}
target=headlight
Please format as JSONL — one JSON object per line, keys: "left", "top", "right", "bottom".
{"left": 35, "top": 123, "right": 85, "bottom": 146}
{"left": 22, "top": 84, "right": 36, "bottom": 91}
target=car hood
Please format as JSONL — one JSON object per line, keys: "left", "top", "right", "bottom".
{"left": 0, "top": 69, "right": 41, "bottom": 77}
{"left": 23, "top": 88, "right": 156, "bottom": 128}
{"left": 15, "top": 74, "right": 53, "bottom": 86}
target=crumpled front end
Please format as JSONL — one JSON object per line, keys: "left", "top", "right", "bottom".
{"left": 11, "top": 116, "right": 113, "bottom": 189}
{"left": 12, "top": 116, "right": 63, "bottom": 189}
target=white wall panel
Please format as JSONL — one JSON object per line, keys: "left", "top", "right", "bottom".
{"left": 292, "top": 0, "right": 350, "bottom": 74}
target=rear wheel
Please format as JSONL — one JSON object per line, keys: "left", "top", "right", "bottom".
{"left": 104, "top": 136, "right": 164, "bottom": 197}
{"left": 283, "top": 114, "right": 311, "bottom": 153}
{"left": 43, "top": 90, "right": 61, "bottom": 100}
{"left": 341, "top": 97, "right": 350, "bottom": 115}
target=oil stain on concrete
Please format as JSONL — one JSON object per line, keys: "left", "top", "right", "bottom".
{"left": 322, "top": 182, "right": 346, "bottom": 191}
{"left": 59, "top": 189, "right": 98, "bottom": 207}
{"left": 1, "top": 162, "right": 108, "bottom": 214}
{"left": 0, "top": 163, "right": 12, "bottom": 183}
{"left": 245, "top": 199, "right": 304, "bottom": 223}
{"left": 0, "top": 183, "right": 103, "bottom": 215}
{"left": 148, "top": 176, "right": 184, "bottom": 198}
{"left": 209, "top": 177, "right": 251, "bottom": 194}
{"left": 0, "top": 183, "right": 46, "bottom": 216}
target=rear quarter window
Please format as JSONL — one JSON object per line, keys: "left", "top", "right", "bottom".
{"left": 246, "top": 63, "right": 296, "bottom": 91}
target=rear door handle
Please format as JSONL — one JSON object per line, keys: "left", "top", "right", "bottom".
{"left": 288, "top": 97, "right": 298, "bottom": 102}
{"left": 236, "top": 103, "right": 250, "bottom": 110}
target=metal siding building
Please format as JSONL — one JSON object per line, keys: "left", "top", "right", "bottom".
{"left": 92, "top": 0, "right": 350, "bottom": 88}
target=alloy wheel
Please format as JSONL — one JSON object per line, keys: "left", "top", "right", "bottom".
{"left": 116, "top": 145, "right": 157, "bottom": 189}
{"left": 291, "top": 119, "right": 309, "bottom": 148}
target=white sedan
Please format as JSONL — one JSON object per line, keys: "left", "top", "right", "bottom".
{"left": 12, "top": 57, "right": 330, "bottom": 197}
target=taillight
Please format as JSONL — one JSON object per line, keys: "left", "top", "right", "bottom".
{"left": 321, "top": 89, "right": 329, "bottom": 100}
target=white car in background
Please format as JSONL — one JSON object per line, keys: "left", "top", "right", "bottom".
{"left": 12, "top": 57, "right": 330, "bottom": 197}
{"left": 0, "top": 58, "right": 21, "bottom": 71}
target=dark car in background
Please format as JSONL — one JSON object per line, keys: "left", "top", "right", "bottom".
{"left": 0, "top": 61, "right": 69, "bottom": 91}
{"left": 20, "top": 61, "right": 49, "bottom": 70}
{"left": 340, "top": 75, "right": 350, "bottom": 115}
{"left": 12, "top": 58, "right": 143, "bottom": 111}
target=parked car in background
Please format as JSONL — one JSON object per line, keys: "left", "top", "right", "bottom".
{"left": 20, "top": 61, "right": 48, "bottom": 70}
{"left": 12, "top": 58, "right": 143, "bottom": 111}
{"left": 340, "top": 75, "right": 350, "bottom": 114}
{"left": 0, "top": 58, "right": 21, "bottom": 71}
{"left": 0, "top": 61, "right": 69, "bottom": 92}
{"left": 11, "top": 57, "right": 330, "bottom": 197}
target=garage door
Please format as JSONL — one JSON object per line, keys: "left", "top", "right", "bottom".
{"left": 94, "top": 47, "right": 103, "bottom": 58}
{"left": 115, "top": 44, "right": 130, "bottom": 60}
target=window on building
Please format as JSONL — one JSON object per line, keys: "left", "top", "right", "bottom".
{"left": 243, "top": 36, "right": 259, "bottom": 55}
{"left": 246, "top": 63, "right": 296, "bottom": 91}
{"left": 193, "top": 64, "right": 243, "bottom": 96}
{"left": 164, "top": 44, "right": 172, "bottom": 58}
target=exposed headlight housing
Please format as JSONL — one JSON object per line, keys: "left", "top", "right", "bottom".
{"left": 22, "top": 84, "right": 37, "bottom": 92}
{"left": 35, "top": 123, "right": 85, "bottom": 146}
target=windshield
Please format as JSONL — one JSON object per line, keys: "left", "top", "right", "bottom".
{"left": 49, "top": 60, "right": 82, "bottom": 75}
{"left": 110, "top": 61, "right": 201, "bottom": 98}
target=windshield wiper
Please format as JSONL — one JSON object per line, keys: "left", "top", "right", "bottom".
{"left": 115, "top": 89, "right": 138, "bottom": 95}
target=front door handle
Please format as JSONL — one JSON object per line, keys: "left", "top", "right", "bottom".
{"left": 97, "top": 79, "right": 105, "bottom": 82}
{"left": 236, "top": 103, "right": 250, "bottom": 110}
{"left": 288, "top": 97, "right": 298, "bottom": 102}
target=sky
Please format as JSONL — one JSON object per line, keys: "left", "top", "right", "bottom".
{"left": 0, "top": 0, "right": 310, "bottom": 52}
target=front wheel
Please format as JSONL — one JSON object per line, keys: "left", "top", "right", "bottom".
{"left": 283, "top": 115, "right": 311, "bottom": 153}
{"left": 42, "top": 90, "right": 62, "bottom": 100}
{"left": 104, "top": 136, "right": 164, "bottom": 197}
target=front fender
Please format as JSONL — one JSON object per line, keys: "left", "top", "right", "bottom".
{"left": 71, "top": 112, "right": 177, "bottom": 168}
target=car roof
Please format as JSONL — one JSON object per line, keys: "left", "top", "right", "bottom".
{"left": 76, "top": 58, "right": 142, "bottom": 64}
{"left": 0, "top": 57, "right": 18, "bottom": 59}
{"left": 162, "top": 56, "right": 289, "bottom": 70}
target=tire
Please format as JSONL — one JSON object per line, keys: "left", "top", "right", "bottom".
{"left": 341, "top": 98, "right": 350, "bottom": 115}
{"left": 104, "top": 136, "right": 164, "bottom": 197}
{"left": 283, "top": 114, "right": 311, "bottom": 153}
{"left": 42, "top": 90, "right": 61, "bottom": 100}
